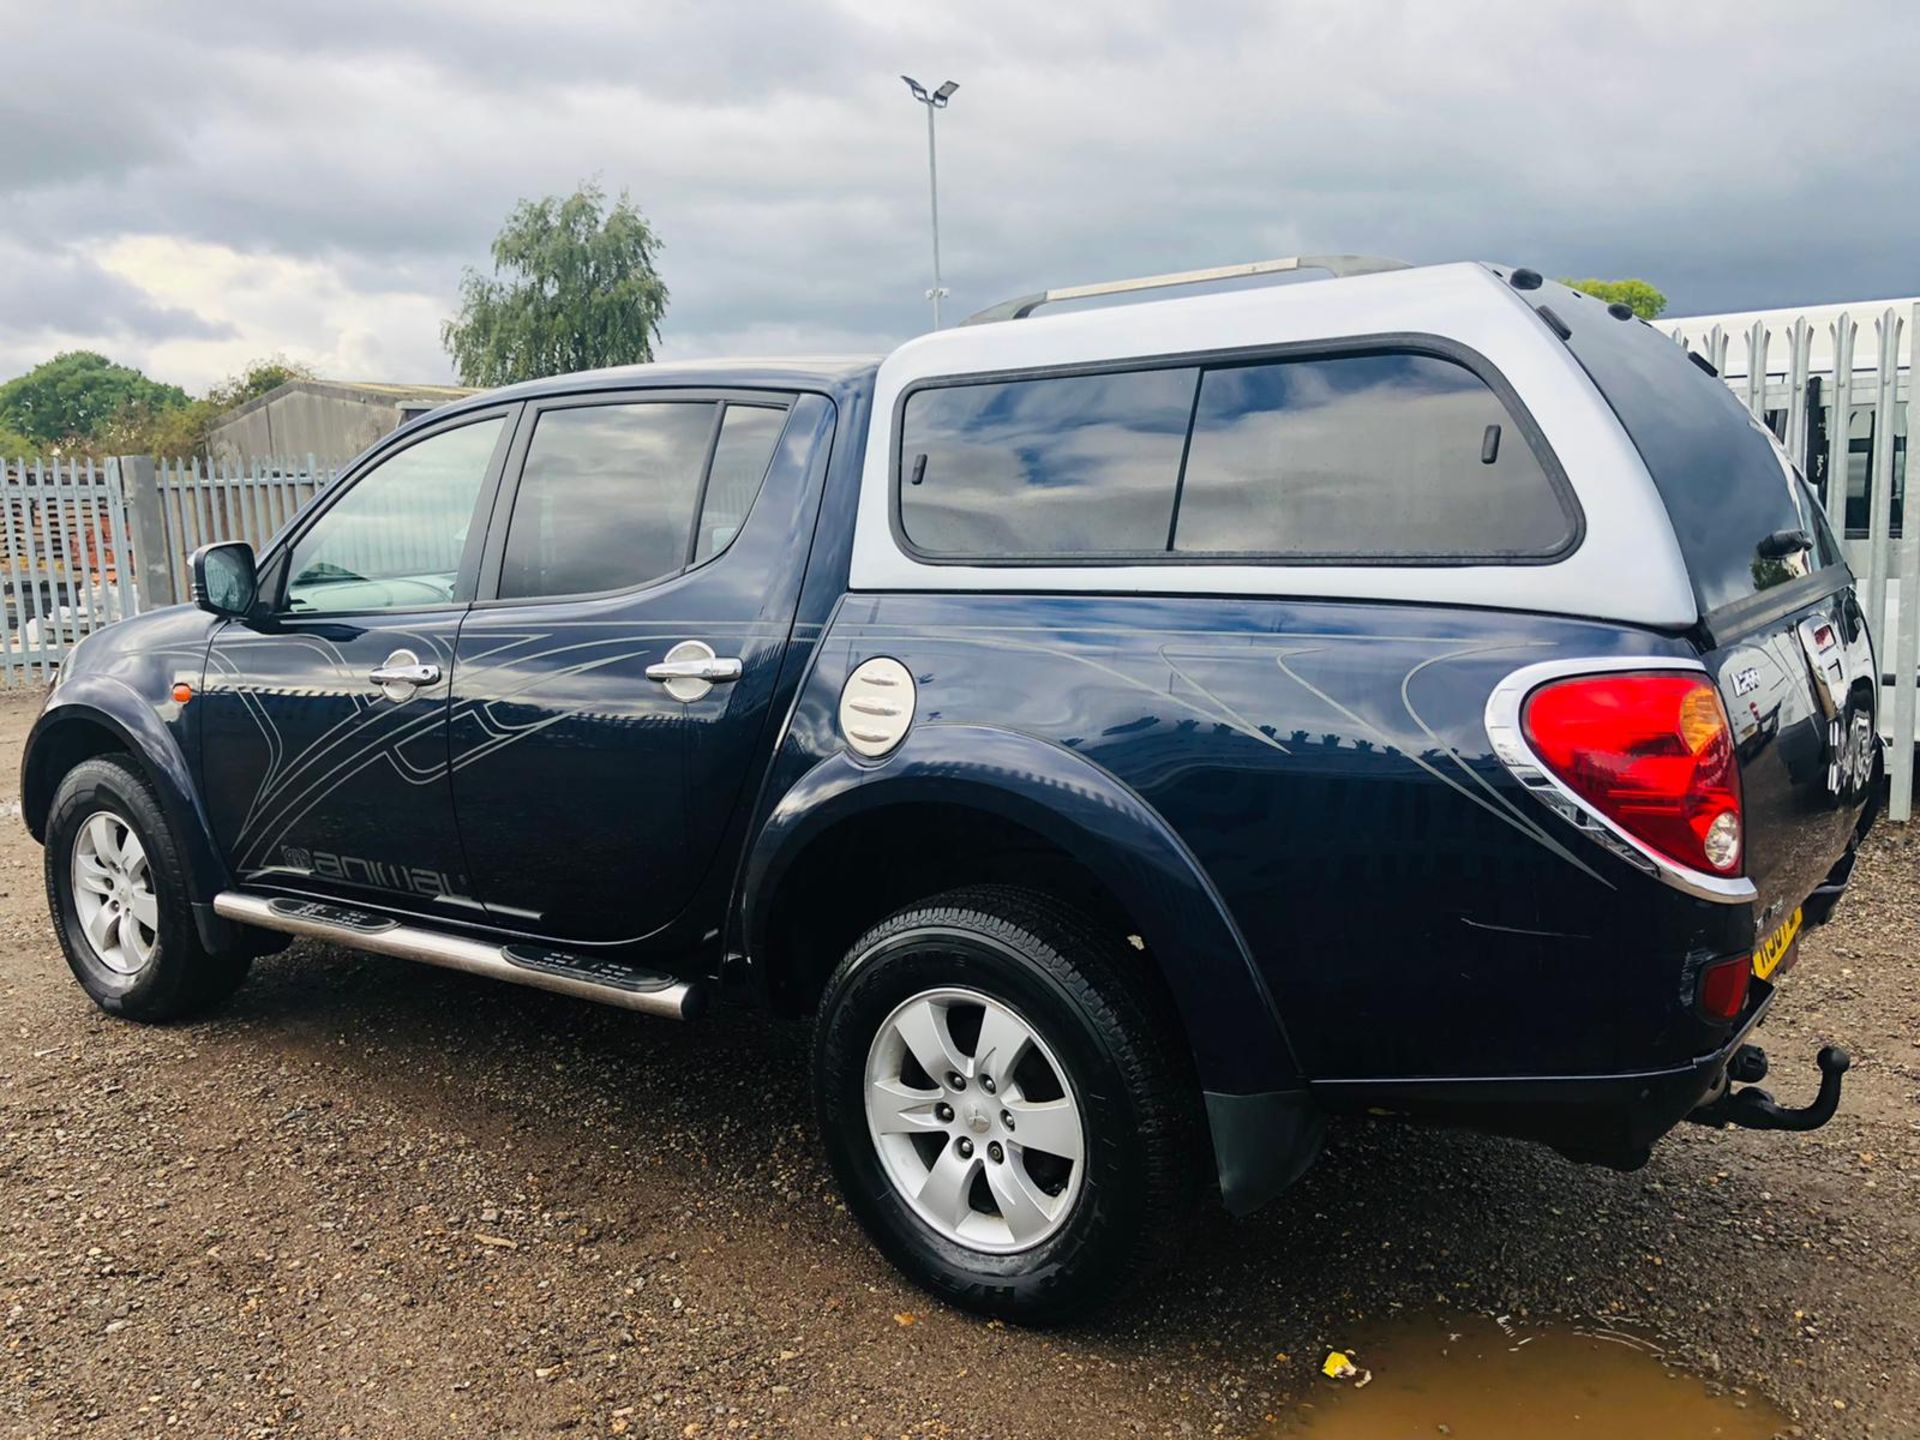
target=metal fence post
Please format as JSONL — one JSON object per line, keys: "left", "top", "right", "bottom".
{"left": 1865, "top": 310, "right": 1903, "bottom": 645}
{"left": 1888, "top": 304, "right": 1920, "bottom": 822}
{"left": 1826, "top": 315, "right": 1856, "bottom": 517}
{"left": 118, "top": 454, "right": 176, "bottom": 610}
{"left": 1744, "top": 320, "right": 1770, "bottom": 419}
{"left": 102, "top": 457, "right": 136, "bottom": 617}
{"left": 1784, "top": 317, "right": 1813, "bottom": 463}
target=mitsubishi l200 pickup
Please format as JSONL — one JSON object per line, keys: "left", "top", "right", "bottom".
{"left": 25, "top": 257, "right": 1878, "bottom": 1320}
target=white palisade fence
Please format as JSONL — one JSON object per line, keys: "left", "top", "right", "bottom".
{"left": 2, "top": 454, "right": 337, "bottom": 685}
{"left": 140, "top": 455, "right": 334, "bottom": 608}
{"left": 0, "top": 458, "right": 137, "bottom": 685}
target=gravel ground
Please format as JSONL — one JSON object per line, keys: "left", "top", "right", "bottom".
{"left": 1, "top": 684, "right": 1915, "bottom": 1439}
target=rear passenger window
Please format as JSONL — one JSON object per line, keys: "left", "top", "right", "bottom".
{"left": 696, "top": 404, "right": 785, "bottom": 563}
{"left": 898, "top": 368, "right": 1198, "bottom": 555}
{"left": 1173, "top": 353, "right": 1572, "bottom": 558}
{"left": 496, "top": 399, "right": 787, "bottom": 601}
{"left": 499, "top": 402, "right": 716, "bottom": 600}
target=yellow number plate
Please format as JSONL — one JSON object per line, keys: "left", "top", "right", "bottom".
{"left": 1753, "top": 906, "right": 1803, "bottom": 981}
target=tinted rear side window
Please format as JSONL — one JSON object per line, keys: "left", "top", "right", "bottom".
{"left": 898, "top": 367, "right": 1198, "bottom": 555}
{"left": 499, "top": 402, "right": 716, "bottom": 600}
{"left": 695, "top": 404, "right": 785, "bottom": 563}
{"left": 1173, "top": 353, "right": 1572, "bottom": 558}
{"left": 1554, "top": 290, "right": 1815, "bottom": 615}
{"left": 897, "top": 347, "right": 1574, "bottom": 563}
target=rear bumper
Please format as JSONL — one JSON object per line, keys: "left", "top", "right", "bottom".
{"left": 1217, "top": 824, "right": 1872, "bottom": 1207}
{"left": 1309, "top": 985, "right": 1777, "bottom": 1171}
{"left": 1311, "top": 811, "right": 1875, "bottom": 1171}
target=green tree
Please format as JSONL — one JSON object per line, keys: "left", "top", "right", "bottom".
{"left": 103, "top": 355, "right": 318, "bottom": 458}
{"left": 0, "top": 421, "right": 37, "bottom": 458}
{"left": 442, "top": 181, "right": 669, "bottom": 385}
{"left": 205, "top": 355, "right": 316, "bottom": 411}
{"left": 1560, "top": 277, "right": 1668, "bottom": 320}
{"left": 0, "top": 351, "right": 189, "bottom": 448}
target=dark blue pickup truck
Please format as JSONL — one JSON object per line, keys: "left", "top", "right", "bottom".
{"left": 23, "top": 257, "right": 1879, "bottom": 1320}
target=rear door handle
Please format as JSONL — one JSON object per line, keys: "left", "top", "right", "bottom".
{"left": 646, "top": 640, "right": 741, "bottom": 702}
{"left": 644, "top": 657, "right": 743, "bottom": 684}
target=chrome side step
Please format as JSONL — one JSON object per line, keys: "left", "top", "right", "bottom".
{"left": 213, "top": 892, "right": 703, "bottom": 1020}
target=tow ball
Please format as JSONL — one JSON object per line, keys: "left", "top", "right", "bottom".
{"left": 1687, "top": 1043, "right": 1851, "bottom": 1133}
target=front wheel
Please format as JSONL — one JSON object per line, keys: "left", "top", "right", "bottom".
{"left": 812, "top": 887, "right": 1205, "bottom": 1322}
{"left": 44, "top": 755, "right": 250, "bottom": 1022}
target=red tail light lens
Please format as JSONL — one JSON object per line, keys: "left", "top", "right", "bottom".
{"left": 1697, "top": 954, "right": 1752, "bottom": 1021}
{"left": 1522, "top": 672, "right": 1743, "bottom": 876}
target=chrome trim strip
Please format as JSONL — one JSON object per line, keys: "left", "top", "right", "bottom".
{"left": 213, "top": 891, "right": 699, "bottom": 1019}
{"left": 1483, "top": 656, "right": 1758, "bottom": 906}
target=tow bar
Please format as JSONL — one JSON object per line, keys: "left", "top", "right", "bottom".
{"left": 1688, "top": 1043, "right": 1851, "bottom": 1133}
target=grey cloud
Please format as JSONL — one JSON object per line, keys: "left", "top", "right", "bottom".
{"left": 0, "top": 242, "right": 236, "bottom": 343}
{"left": 3, "top": 0, "right": 1918, "bottom": 384}
{"left": 0, "top": 95, "right": 177, "bottom": 191}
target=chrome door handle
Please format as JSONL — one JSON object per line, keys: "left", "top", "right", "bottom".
{"left": 369, "top": 648, "right": 441, "bottom": 703}
{"left": 369, "top": 661, "right": 442, "bottom": 686}
{"left": 645, "top": 658, "right": 743, "bottom": 684}
{"left": 647, "top": 640, "right": 741, "bottom": 702}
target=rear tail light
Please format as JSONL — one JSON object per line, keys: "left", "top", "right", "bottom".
{"left": 1697, "top": 954, "right": 1752, "bottom": 1021}
{"left": 1521, "top": 672, "right": 1743, "bottom": 878}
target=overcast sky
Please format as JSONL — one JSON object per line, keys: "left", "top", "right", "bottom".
{"left": 3, "top": 0, "right": 1916, "bottom": 392}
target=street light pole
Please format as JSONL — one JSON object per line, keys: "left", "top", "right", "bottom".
{"left": 922, "top": 96, "right": 944, "bottom": 328}
{"left": 901, "top": 76, "right": 958, "bottom": 328}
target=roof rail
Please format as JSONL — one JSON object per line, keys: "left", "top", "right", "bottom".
{"left": 961, "top": 254, "right": 1413, "bottom": 326}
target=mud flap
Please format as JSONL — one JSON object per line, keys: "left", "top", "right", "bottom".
{"left": 1205, "top": 1089, "right": 1324, "bottom": 1216}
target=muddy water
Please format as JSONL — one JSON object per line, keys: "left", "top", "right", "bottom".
{"left": 1261, "top": 1314, "right": 1788, "bottom": 1439}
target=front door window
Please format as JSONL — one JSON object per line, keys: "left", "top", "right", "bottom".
{"left": 283, "top": 417, "right": 505, "bottom": 614}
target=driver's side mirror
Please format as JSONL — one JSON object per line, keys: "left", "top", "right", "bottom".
{"left": 191, "top": 541, "right": 259, "bottom": 618}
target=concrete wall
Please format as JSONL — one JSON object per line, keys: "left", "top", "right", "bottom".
{"left": 206, "top": 382, "right": 468, "bottom": 465}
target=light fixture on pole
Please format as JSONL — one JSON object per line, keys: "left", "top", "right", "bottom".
{"left": 901, "top": 75, "right": 958, "bottom": 328}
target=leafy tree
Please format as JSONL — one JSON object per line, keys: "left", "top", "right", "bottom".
{"left": 1560, "top": 277, "right": 1668, "bottom": 320}
{"left": 90, "top": 395, "right": 190, "bottom": 456}
{"left": 0, "top": 352, "right": 188, "bottom": 448}
{"left": 0, "top": 421, "right": 36, "bottom": 458}
{"left": 442, "top": 181, "right": 669, "bottom": 385}
{"left": 205, "top": 355, "right": 316, "bottom": 411}
{"left": 103, "top": 356, "right": 318, "bottom": 458}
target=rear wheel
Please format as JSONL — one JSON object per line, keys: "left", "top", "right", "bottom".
{"left": 813, "top": 887, "right": 1204, "bottom": 1322}
{"left": 45, "top": 756, "right": 250, "bottom": 1021}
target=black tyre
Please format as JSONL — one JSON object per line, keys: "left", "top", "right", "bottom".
{"left": 44, "top": 755, "right": 250, "bottom": 1022}
{"left": 813, "top": 886, "right": 1205, "bottom": 1323}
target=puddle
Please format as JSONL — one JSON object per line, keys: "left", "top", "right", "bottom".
{"left": 1261, "top": 1314, "right": 1787, "bottom": 1439}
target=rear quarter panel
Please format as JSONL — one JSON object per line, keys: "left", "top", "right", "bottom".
{"left": 785, "top": 593, "right": 1745, "bottom": 1084}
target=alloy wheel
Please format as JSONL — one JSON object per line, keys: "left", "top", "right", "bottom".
{"left": 863, "top": 986, "right": 1086, "bottom": 1253}
{"left": 70, "top": 811, "right": 159, "bottom": 977}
